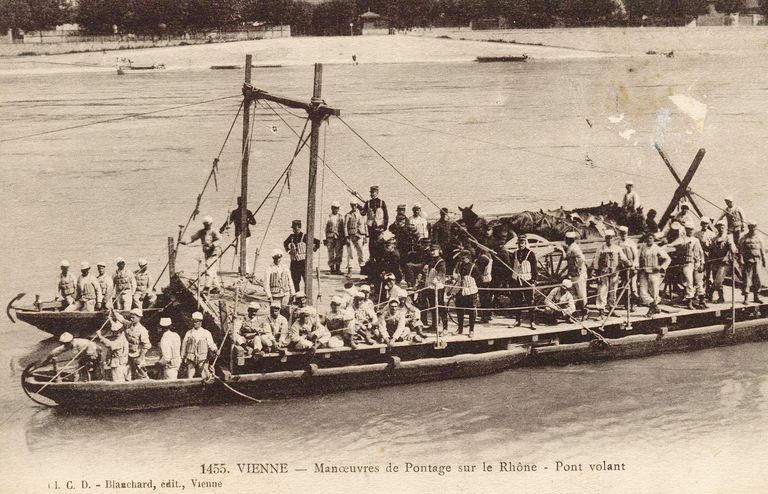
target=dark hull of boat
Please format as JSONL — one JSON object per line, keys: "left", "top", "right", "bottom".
{"left": 476, "top": 56, "right": 528, "bottom": 63}
{"left": 14, "top": 308, "right": 163, "bottom": 337}
{"left": 23, "top": 347, "right": 529, "bottom": 412}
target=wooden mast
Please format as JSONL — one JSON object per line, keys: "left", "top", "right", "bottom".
{"left": 305, "top": 63, "right": 323, "bottom": 303}
{"left": 239, "top": 55, "right": 253, "bottom": 276}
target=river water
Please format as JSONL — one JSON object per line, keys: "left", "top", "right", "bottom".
{"left": 1, "top": 36, "right": 767, "bottom": 493}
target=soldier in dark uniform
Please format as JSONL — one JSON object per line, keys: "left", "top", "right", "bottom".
{"left": 511, "top": 235, "right": 538, "bottom": 329}
{"left": 361, "top": 185, "right": 389, "bottom": 264}
{"left": 283, "top": 220, "right": 320, "bottom": 292}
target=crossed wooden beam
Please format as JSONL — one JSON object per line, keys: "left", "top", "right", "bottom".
{"left": 655, "top": 143, "right": 706, "bottom": 230}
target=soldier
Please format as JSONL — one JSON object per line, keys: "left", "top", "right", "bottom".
{"left": 235, "top": 302, "right": 279, "bottom": 356}
{"left": 358, "top": 284, "right": 376, "bottom": 314}
{"left": 95, "top": 261, "right": 114, "bottom": 310}
{"left": 157, "top": 317, "right": 181, "bottom": 380}
{"left": 181, "top": 216, "right": 221, "bottom": 293}
{"left": 285, "top": 308, "right": 334, "bottom": 352}
{"left": 452, "top": 249, "right": 480, "bottom": 336}
{"left": 377, "top": 299, "right": 411, "bottom": 346}
{"left": 709, "top": 221, "right": 737, "bottom": 303}
{"left": 617, "top": 226, "right": 639, "bottom": 308}
{"left": 410, "top": 204, "right": 429, "bottom": 240}
{"left": 42, "top": 332, "right": 102, "bottom": 381}
{"left": 718, "top": 196, "right": 746, "bottom": 244}
{"left": 378, "top": 232, "right": 403, "bottom": 284}
{"left": 112, "top": 307, "right": 151, "bottom": 380}
{"left": 361, "top": 185, "right": 389, "bottom": 263}
{"left": 511, "top": 235, "right": 538, "bottom": 329}
{"left": 322, "top": 296, "right": 349, "bottom": 343}
{"left": 673, "top": 203, "right": 699, "bottom": 229}
{"left": 220, "top": 196, "right": 257, "bottom": 272}
{"left": 264, "top": 301, "right": 290, "bottom": 349}
{"left": 637, "top": 233, "right": 671, "bottom": 316}
{"left": 65, "top": 261, "right": 103, "bottom": 312}
{"left": 264, "top": 249, "right": 294, "bottom": 306}
{"left": 622, "top": 181, "right": 640, "bottom": 210}
{"left": 431, "top": 207, "right": 453, "bottom": 260}
{"left": 671, "top": 222, "right": 706, "bottom": 309}
{"left": 540, "top": 279, "right": 576, "bottom": 323}
{"left": 348, "top": 292, "right": 378, "bottom": 348}
{"left": 56, "top": 260, "right": 77, "bottom": 309}
{"left": 133, "top": 259, "right": 152, "bottom": 309}
{"left": 476, "top": 248, "right": 494, "bottom": 323}
{"left": 739, "top": 221, "right": 765, "bottom": 304}
{"left": 324, "top": 201, "right": 345, "bottom": 275}
{"left": 283, "top": 219, "right": 320, "bottom": 292}
{"left": 645, "top": 209, "right": 659, "bottom": 235}
{"left": 96, "top": 320, "right": 129, "bottom": 382}
{"left": 181, "top": 311, "right": 217, "bottom": 379}
{"left": 344, "top": 201, "right": 367, "bottom": 273}
{"left": 112, "top": 257, "right": 136, "bottom": 310}
{"left": 564, "top": 231, "right": 587, "bottom": 318}
{"left": 591, "top": 230, "right": 631, "bottom": 318}
{"left": 695, "top": 217, "right": 716, "bottom": 296}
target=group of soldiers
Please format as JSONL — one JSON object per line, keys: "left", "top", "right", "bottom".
{"left": 57, "top": 257, "right": 154, "bottom": 312}
{"left": 45, "top": 309, "right": 218, "bottom": 382}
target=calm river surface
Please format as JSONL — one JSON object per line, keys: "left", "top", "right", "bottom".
{"left": 0, "top": 38, "right": 767, "bottom": 492}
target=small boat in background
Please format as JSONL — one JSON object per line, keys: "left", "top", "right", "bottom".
{"left": 476, "top": 55, "right": 529, "bottom": 63}
{"left": 116, "top": 57, "right": 166, "bottom": 74}
{"left": 210, "top": 65, "right": 242, "bottom": 70}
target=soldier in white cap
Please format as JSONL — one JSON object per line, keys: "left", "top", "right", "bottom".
{"left": 673, "top": 202, "right": 698, "bottom": 231}
{"left": 132, "top": 258, "right": 153, "bottom": 309}
{"left": 709, "top": 221, "right": 737, "bottom": 303}
{"left": 264, "top": 249, "right": 294, "bottom": 306}
{"left": 56, "top": 260, "right": 77, "bottom": 309}
{"left": 283, "top": 219, "right": 320, "bottom": 292}
{"left": 591, "top": 230, "right": 631, "bottom": 317}
{"left": 344, "top": 201, "right": 367, "bottom": 273}
{"left": 322, "top": 296, "right": 349, "bottom": 341}
{"left": 97, "top": 320, "right": 130, "bottom": 382}
{"left": 265, "top": 300, "right": 290, "bottom": 348}
{"left": 182, "top": 311, "right": 217, "bottom": 379}
{"left": 324, "top": 200, "right": 345, "bottom": 275}
{"left": 43, "top": 332, "right": 103, "bottom": 381}
{"left": 668, "top": 221, "right": 706, "bottom": 309}
{"left": 95, "top": 261, "right": 114, "bottom": 310}
{"left": 617, "top": 225, "right": 639, "bottom": 308}
{"left": 112, "top": 257, "right": 136, "bottom": 310}
{"left": 111, "top": 307, "right": 151, "bottom": 380}
{"left": 65, "top": 261, "right": 103, "bottom": 312}
{"left": 563, "top": 232, "right": 587, "bottom": 318}
{"left": 410, "top": 204, "right": 429, "bottom": 240}
{"left": 540, "top": 279, "right": 576, "bottom": 323}
{"left": 718, "top": 196, "right": 746, "bottom": 244}
{"left": 622, "top": 181, "right": 640, "bottom": 211}
{"left": 157, "top": 317, "right": 181, "bottom": 380}
{"left": 739, "top": 221, "right": 765, "bottom": 304}
{"left": 361, "top": 185, "right": 389, "bottom": 263}
{"left": 637, "top": 232, "right": 671, "bottom": 316}
{"left": 181, "top": 216, "right": 222, "bottom": 293}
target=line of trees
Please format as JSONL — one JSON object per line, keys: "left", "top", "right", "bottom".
{"left": 0, "top": 0, "right": 763, "bottom": 37}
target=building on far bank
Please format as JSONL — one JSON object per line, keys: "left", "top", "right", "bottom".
{"left": 696, "top": 1, "right": 764, "bottom": 26}
{"left": 359, "top": 10, "right": 392, "bottom": 35}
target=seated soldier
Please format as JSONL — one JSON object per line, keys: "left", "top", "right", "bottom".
{"left": 285, "top": 308, "right": 341, "bottom": 352}
{"left": 341, "top": 281, "right": 358, "bottom": 309}
{"left": 322, "top": 296, "right": 349, "bottom": 339}
{"left": 234, "top": 302, "right": 263, "bottom": 357}
{"left": 358, "top": 284, "right": 376, "bottom": 313}
{"left": 379, "top": 272, "right": 407, "bottom": 303}
{"left": 346, "top": 293, "right": 378, "bottom": 348}
{"left": 539, "top": 279, "right": 576, "bottom": 324}
{"left": 398, "top": 293, "right": 427, "bottom": 339}
{"left": 377, "top": 299, "right": 423, "bottom": 347}
{"left": 263, "top": 301, "right": 289, "bottom": 350}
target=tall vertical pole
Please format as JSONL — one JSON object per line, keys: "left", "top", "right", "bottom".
{"left": 239, "top": 55, "right": 253, "bottom": 277}
{"left": 305, "top": 63, "right": 323, "bottom": 303}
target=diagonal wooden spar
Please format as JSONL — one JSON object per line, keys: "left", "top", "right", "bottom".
{"left": 658, "top": 147, "right": 706, "bottom": 230}
{"left": 654, "top": 143, "right": 703, "bottom": 217}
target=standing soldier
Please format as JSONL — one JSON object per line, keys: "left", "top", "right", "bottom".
{"left": 694, "top": 217, "right": 716, "bottom": 296}
{"left": 181, "top": 216, "right": 221, "bottom": 293}
{"left": 617, "top": 226, "right": 639, "bottom": 309}
{"left": 182, "top": 311, "right": 217, "bottom": 379}
{"left": 65, "top": 262, "right": 103, "bottom": 312}
{"left": 671, "top": 222, "right": 706, "bottom": 309}
{"left": 112, "top": 307, "right": 151, "bottom": 380}
{"left": 95, "top": 261, "right": 114, "bottom": 310}
{"left": 452, "top": 250, "right": 480, "bottom": 336}
{"left": 564, "top": 232, "right": 587, "bottom": 319}
{"left": 344, "top": 201, "right": 367, "bottom": 273}
{"left": 709, "top": 221, "right": 737, "bottom": 303}
{"left": 622, "top": 181, "right": 640, "bottom": 210}
{"left": 324, "top": 201, "right": 345, "bottom": 275}
{"left": 739, "top": 221, "right": 765, "bottom": 304}
{"left": 42, "top": 332, "right": 102, "bottom": 381}
{"left": 476, "top": 248, "right": 494, "bottom": 323}
{"left": 157, "top": 317, "right": 181, "bottom": 380}
{"left": 410, "top": 204, "right": 429, "bottom": 240}
{"left": 431, "top": 207, "right": 453, "bottom": 261}
{"left": 591, "top": 230, "right": 631, "bottom": 318}
{"left": 718, "top": 196, "right": 746, "bottom": 244}
{"left": 112, "top": 257, "right": 136, "bottom": 310}
{"left": 264, "top": 249, "right": 294, "bottom": 306}
{"left": 97, "top": 320, "right": 129, "bottom": 382}
{"left": 56, "top": 260, "right": 76, "bottom": 309}
{"left": 637, "top": 233, "right": 671, "bottom": 316}
{"left": 361, "top": 185, "right": 389, "bottom": 263}
{"left": 220, "top": 196, "right": 257, "bottom": 272}
{"left": 511, "top": 235, "right": 538, "bottom": 329}
{"left": 422, "top": 244, "right": 448, "bottom": 332}
{"left": 133, "top": 258, "right": 152, "bottom": 309}
{"left": 283, "top": 219, "right": 320, "bottom": 293}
